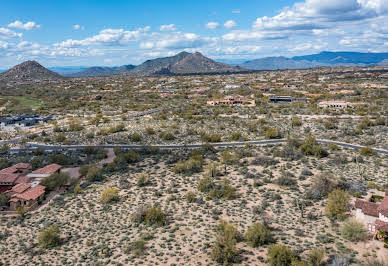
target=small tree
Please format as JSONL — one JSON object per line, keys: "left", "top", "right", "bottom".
{"left": 16, "top": 205, "right": 27, "bottom": 217}
{"left": 40, "top": 173, "right": 70, "bottom": 192}
{"left": 86, "top": 167, "right": 103, "bottom": 182}
{"left": 100, "top": 187, "right": 119, "bottom": 203}
{"left": 0, "top": 194, "right": 9, "bottom": 207}
{"left": 326, "top": 189, "right": 350, "bottom": 220}
{"left": 268, "top": 244, "right": 294, "bottom": 266}
{"left": 38, "top": 225, "right": 61, "bottom": 248}
{"left": 211, "top": 221, "right": 240, "bottom": 264}
{"left": 341, "top": 219, "right": 367, "bottom": 242}
{"left": 244, "top": 223, "right": 274, "bottom": 247}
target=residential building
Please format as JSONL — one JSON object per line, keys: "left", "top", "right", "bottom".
{"left": 355, "top": 193, "right": 388, "bottom": 234}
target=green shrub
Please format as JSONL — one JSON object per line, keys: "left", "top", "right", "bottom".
{"left": 244, "top": 223, "right": 274, "bottom": 247}
{"left": 137, "top": 173, "right": 149, "bottom": 187}
{"left": 211, "top": 221, "right": 240, "bottom": 264}
{"left": 86, "top": 167, "right": 103, "bottom": 182}
{"left": 208, "top": 179, "right": 237, "bottom": 200}
{"left": 308, "top": 248, "right": 325, "bottom": 266}
{"left": 299, "top": 135, "right": 328, "bottom": 158}
{"left": 341, "top": 219, "right": 367, "bottom": 242}
{"left": 38, "top": 225, "right": 61, "bottom": 248}
{"left": 291, "top": 116, "right": 302, "bottom": 127}
{"left": 0, "top": 194, "right": 9, "bottom": 206}
{"left": 264, "top": 127, "right": 279, "bottom": 139}
{"left": 100, "top": 187, "right": 119, "bottom": 203}
{"left": 40, "top": 173, "right": 70, "bottom": 192}
{"left": 229, "top": 131, "right": 243, "bottom": 141}
{"left": 159, "top": 131, "right": 175, "bottom": 141}
{"left": 198, "top": 176, "right": 214, "bottom": 192}
{"left": 268, "top": 244, "right": 294, "bottom": 266}
{"left": 145, "top": 206, "right": 166, "bottom": 226}
{"left": 326, "top": 189, "right": 350, "bottom": 220}
{"left": 359, "top": 147, "right": 376, "bottom": 156}
{"left": 131, "top": 133, "right": 142, "bottom": 142}
{"left": 185, "top": 191, "right": 196, "bottom": 203}
{"left": 173, "top": 154, "right": 203, "bottom": 175}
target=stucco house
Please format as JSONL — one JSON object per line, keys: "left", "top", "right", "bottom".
{"left": 355, "top": 192, "right": 388, "bottom": 234}
{"left": 8, "top": 184, "right": 46, "bottom": 211}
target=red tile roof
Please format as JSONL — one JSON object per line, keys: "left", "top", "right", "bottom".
{"left": 9, "top": 183, "right": 31, "bottom": 194}
{"left": 355, "top": 199, "right": 379, "bottom": 217}
{"left": 0, "top": 173, "right": 21, "bottom": 183}
{"left": 375, "top": 219, "right": 388, "bottom": 232}
{"left": 31, "top": 164, "right": 62, "bottom": 175}
{"left": 377, "top": 196, "right": 388, "bottom": 216}
{"left": 0, "top": 163, "right": 31, "bottom": 174}
{"left": 11, "top": 185, "right": 45, "bottom": 201}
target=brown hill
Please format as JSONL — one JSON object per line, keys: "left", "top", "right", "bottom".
{"left": 129, "top": 51, "right": 245, "bottom": 75}
{"left": 0, "top": 61, "right": 63, "bottom": 81}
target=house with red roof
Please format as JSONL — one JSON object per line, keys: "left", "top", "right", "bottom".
{"left": 0, "top": 163, "right": 32, "bottom": 192}
{"left": 26, "top": 163, "right": 62, "bottom": 179}
{"left": 8, "top": 184, "right": 46, "bottom": 211}
{"left": 355, "top": 192, "right": 388, "bottom": 234}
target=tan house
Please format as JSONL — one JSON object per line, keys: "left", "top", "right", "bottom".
{"left": 207, "top": 96, "right": 255, "bottom": 107}
{"left": 355, "top": 193, "right": 388, "bottom": 234}
{"left": 8, "top": 184, "right": 46, "bottom": 211}
{"left": 318, "top": 101, "right": 366, "bottom": 109}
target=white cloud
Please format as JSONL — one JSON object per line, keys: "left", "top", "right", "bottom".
{"left": 0, "top": 40, "right": 9, "bottom": 49}
{"left": 205, "top": 22, "right": 219, "bottom": 29}
{"left": 224, "top": 20, "right": 237, "bottom": 29}
{"left": 0, "top": 28, "right": 23, "bottom": 39}
{"left": 253, "top": 0, "right": 388, "bottom": 32}
{"left": 222, "top": 30, "right": 287, "bottom": 41}
{"left": 142, "top": 32, "right": 216, "bottom": 50}
{"left": 8, "top": 20, "right": 40, "bottom": 30}
{"left": 232, "top": 10, "right": 241, "bottom": 14}
{"left": 160, "top": 24, "right": 176, "bottom": 31}
{"left": 55, "top": 28, "right": 144, "bottom": 48}
{"left": 73, "top": 24, "right": 84, "bottom": 30}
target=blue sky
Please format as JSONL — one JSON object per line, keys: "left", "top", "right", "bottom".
{"left": 0, "top": 0, "right": 387, "bottom": 67}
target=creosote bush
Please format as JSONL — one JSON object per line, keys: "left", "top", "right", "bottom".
{"left": 173, "top": 154, "right": 203, "bottom": 174}
{"left": 40, "top": 173, "right": 70, "bottom": 192}
{"left": 100, "top": 187, "right": 119, "bottom": 203}
{"left": 137, "top": 173, "right": 150, "bottom": 187}
{"left": 38, "top": 225, "right": 61, "bottom": 249}
{"left": 341, "top": 219, "right": 367, "bottom": 242}
{"left": 326, "top": 189, "right": 350, "bottom": 220}
{"left": 211, "top": 221, "right": 240, "bottom": 264}
{"left": 268, "top": 244, "right": 294, "bottom": 266}
{"left": 244, "top": 223, "right": 274, "bottom": 247}
{"left": 299, "top": 135, "right": 328, "bottom": 158}
{"left": 132, "top": 205, "right": 166, "bottom": 226}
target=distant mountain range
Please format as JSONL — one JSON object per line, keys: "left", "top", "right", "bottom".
{"left": 68, "top": 64, "right": 136, "bottom": 77}
{"left": 238, "top": 51, "right": 388, "bottom": 70}
{"left": 1, "top": 51, "right": 387, "bottom": 80}
{"left": 0, "top": 60, "right": 63, "bottom": 81}
{"left": 64, "top": 51, "right": 245, "bottom": 77}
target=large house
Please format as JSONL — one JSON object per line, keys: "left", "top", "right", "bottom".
{"left": 0, "top": 163, "right": 32, "bottom": 192}
{"left": 7, "top": 184, "right": 46, "bottom": 210}
{"left": 318, "top": 101, "right": 366, "bottom": 109}
{"left": 0, "top": 163, "right": 63, "bottom": 211}
{"left": 207, "top": 96, "right": 255, "bottom": 106}
{"left": 355, "top": 192, "right": 388, "bottom": 234}
{"left": 268, "top": 96, "right": 307, "bottom": 104}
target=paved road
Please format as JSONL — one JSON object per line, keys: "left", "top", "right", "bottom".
{"left": 7, "top": 139, "right": 388, "bottom": 155}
